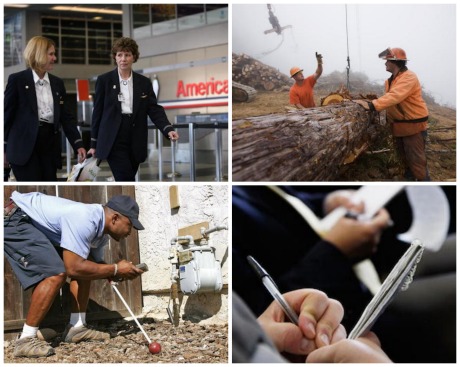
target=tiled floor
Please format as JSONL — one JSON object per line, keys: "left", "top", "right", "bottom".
{"left": 6, "top": 152, "right": 228, "bottom": 183}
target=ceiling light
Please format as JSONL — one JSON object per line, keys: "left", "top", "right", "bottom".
{"left": 5, "top": 4, "right": 29, "bottom": 8}
{"left": 51, "top": 6, "right": 122, "bottom": 15}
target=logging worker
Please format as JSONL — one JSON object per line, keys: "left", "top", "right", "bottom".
{"left": 289, "top": 52, "right": 323, "bottom": 109}
{"left": 356, "top": 47, "right": 430, "bottom": 181}
{"left": 4, "top": 191, "right": 145, "bottom": 358}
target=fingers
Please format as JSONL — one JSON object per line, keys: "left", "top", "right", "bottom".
{"left": 169, "top": 131, "right": 179, "bottom": 141}
{"left": 314, "top": 298, "right": 344, "bottom": 347}
{"left": 284, "top": 290, "right": 344, "bottom": 347}
{"left": 307, "top": 334, "right": 392, "bottom": 363}
{"left": 270, "top": 322, "right": 316, "bottom": 355}
{"left": 260, "top": 290, "right": 344, "bottom": 356}
{"left": 323, "top": 190, "right": 356, "bottom": 214}
{"left": 117, "top": 260, "right": 143, "bottom": 279}
{"left": 331, "top": 324, "right": 347, "bottom": 344}
{"left": 368, "top": 209, "right": 391, "bottom": 230}
{"left": 354, "top": 100, "right": 370, "bottom": 110}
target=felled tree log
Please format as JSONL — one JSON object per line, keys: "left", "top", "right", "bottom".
{"left": 232, "top": 53, "right": 291, "bottom": 91}
{"left": 232, "top": 101, "right": 387, "bottom": 181}
{"left": 233, "top": 81, "right": 258, "bottom": 102}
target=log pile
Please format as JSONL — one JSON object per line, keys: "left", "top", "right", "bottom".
{"left": 232, "top": 101, "right": 388, "bottom": 181}
{"left": 232, "top": 53, "right": 292, "bottom": 91}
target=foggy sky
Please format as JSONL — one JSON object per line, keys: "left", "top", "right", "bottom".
{"left": 232, "top": 3, "right": 456, "bottom": 107}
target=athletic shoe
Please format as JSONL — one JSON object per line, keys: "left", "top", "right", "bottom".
{"left": 62, "top": 324, "right": 110, "bottom": 343}
{"left": 13, "top": 337, "right": 55, "bottom": 358}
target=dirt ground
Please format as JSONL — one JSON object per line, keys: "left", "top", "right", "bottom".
{"left": 4, "top": 319, "right": 228, "bottom": 363}
{"left": 233, "top": 90, "right": 456, "bottom": 181}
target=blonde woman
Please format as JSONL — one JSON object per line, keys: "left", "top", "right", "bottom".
{"left": 4, "top": 36, "right": 86, "bottom": 181}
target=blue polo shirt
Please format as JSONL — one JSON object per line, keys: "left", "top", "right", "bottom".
{"left": 11, "top": 191, "right": 108, "bottom": 261}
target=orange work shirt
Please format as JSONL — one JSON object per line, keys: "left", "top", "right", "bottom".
{"left": 289, "top": 75, "right": 317, "bottom": 108}
{"left": 371, "top": 68, "right": 429, "bottom": 137}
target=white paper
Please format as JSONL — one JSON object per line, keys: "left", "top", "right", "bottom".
{"left": 397, "top": 186, "right": 450, "bottom": 252}
{"left": 320, "top": 185, "right": 405, "bottom": 231}
{"left": 268, "top": 185, "right": 448, "bottom": 296}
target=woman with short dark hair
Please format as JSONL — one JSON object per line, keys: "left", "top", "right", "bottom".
{"left": 88, "top": 37, "right": 179, "bottom": 181}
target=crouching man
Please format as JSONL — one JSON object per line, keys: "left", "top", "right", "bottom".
{"left": 4, "top": 191, "right": 145, "bottom": 357}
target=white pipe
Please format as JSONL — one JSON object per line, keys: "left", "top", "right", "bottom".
{"left": 111, "top": 283, "right": 152, "bottom": 344}
{"left": 201, "top": 225, "right": 228, "bottom": 236}
{"left": 179, "top": 245, "right": 213, "bottom": 253}
{"left": 170, "top": 235, "right": 194, "bottom": 246}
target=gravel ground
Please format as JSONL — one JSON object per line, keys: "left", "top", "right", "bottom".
{"left": 4, "top": 319, "right": 228, "bottom": 363}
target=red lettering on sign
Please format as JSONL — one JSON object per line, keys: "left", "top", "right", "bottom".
{"left": 176, "top": 78, "right": 228, "bottom": 97}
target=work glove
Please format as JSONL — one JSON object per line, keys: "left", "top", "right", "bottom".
{"left": 316, "top": 52, "right": 323, "bottom": 65}
{"left": 353, "top": 100, "right": 371, "bottom": 110}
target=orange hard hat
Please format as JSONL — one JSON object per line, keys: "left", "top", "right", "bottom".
{"left": 290, "top": 66, "right": 303, "bottom": 78}
{"left": 378, "top": 47, "right": 408, "bottom": 61}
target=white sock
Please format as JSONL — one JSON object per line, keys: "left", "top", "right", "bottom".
{"left": 20, "top": 324, "right": 39, "bottom": 339}
{"left": 69, "top": 312, "right": 86, "bottom": 328}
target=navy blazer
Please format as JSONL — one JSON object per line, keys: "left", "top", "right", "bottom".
{"left": 91, "top": 68, "right": 175, "bottom": 162}
{"left": 4, "top": 69, "right": 84, "bottom": 167}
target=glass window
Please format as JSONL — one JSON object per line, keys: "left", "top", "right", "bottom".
{"left": 177, "top": 4, "right": 205, "bottom": 31}
{"left": 41, "top": 16, "right": 121, "bottom": 65}
{"left": 131, "top": 4, "right": 228, "bottom": 39}
{"left": 113, "top": 22, "right": 123, "bottom": 40}
{"left": 133, "top": 4, "right": 150, "bottom": 28}
{"left": 133, "top": 4, "right": 150, "bottom": 38}
{"left": 42, "top": 17, "right": 60, "bottom": 50}
{"left": 5, "top": 13, "right": 24, "bottom": 67}
{"left": 61, "top": 19, "right": 86, "bottom": 64}
{"left": 88, "top": 21, "right": 111, "bottom": 64}
{"left": 205, "top": 4, "right": 228, "bottom": 24}
{"left": 151, "top": 4, "right": 176, "bottom": 36}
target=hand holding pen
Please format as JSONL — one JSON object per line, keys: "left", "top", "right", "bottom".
{"left": 247, "top": 256, "right": 346, "bottom": 356}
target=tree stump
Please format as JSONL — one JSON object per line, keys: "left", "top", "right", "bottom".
{"left": 232, "top": 101, "right": 388, "bottom": 181}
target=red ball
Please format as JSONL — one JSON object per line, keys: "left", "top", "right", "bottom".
{"left": 149, "top": 342, "right": 161, "bottom": 354}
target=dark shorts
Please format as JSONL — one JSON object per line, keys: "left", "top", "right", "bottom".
{"left": 4, "top": 209, "right": 65, "bottom": 290}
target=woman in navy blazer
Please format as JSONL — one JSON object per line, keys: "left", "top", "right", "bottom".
{"left": 4, "top": 36, "right": 86, "bottom": 181}
{"left": 88, "top": 37, "right": 179, "bottom": 181}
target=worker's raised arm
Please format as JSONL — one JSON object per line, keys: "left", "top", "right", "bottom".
{"left": 314, "top": 52, "right": 323, "bottom": 80}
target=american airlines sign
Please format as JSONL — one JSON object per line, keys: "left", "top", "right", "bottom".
{"left": 176, "top": 78, "right": 228, "bottom": 98}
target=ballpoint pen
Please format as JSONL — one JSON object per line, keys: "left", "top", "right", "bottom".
{"left": 247, "top": 255, "right": 299, "bottom": 325}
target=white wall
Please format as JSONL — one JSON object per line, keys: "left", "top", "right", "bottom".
{"left": 135, "top": 184, "right": 228, "bottom": 325}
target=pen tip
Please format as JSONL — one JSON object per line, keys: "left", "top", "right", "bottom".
{"left": 247, "top": 255, "right": 267, "bottom": 278}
